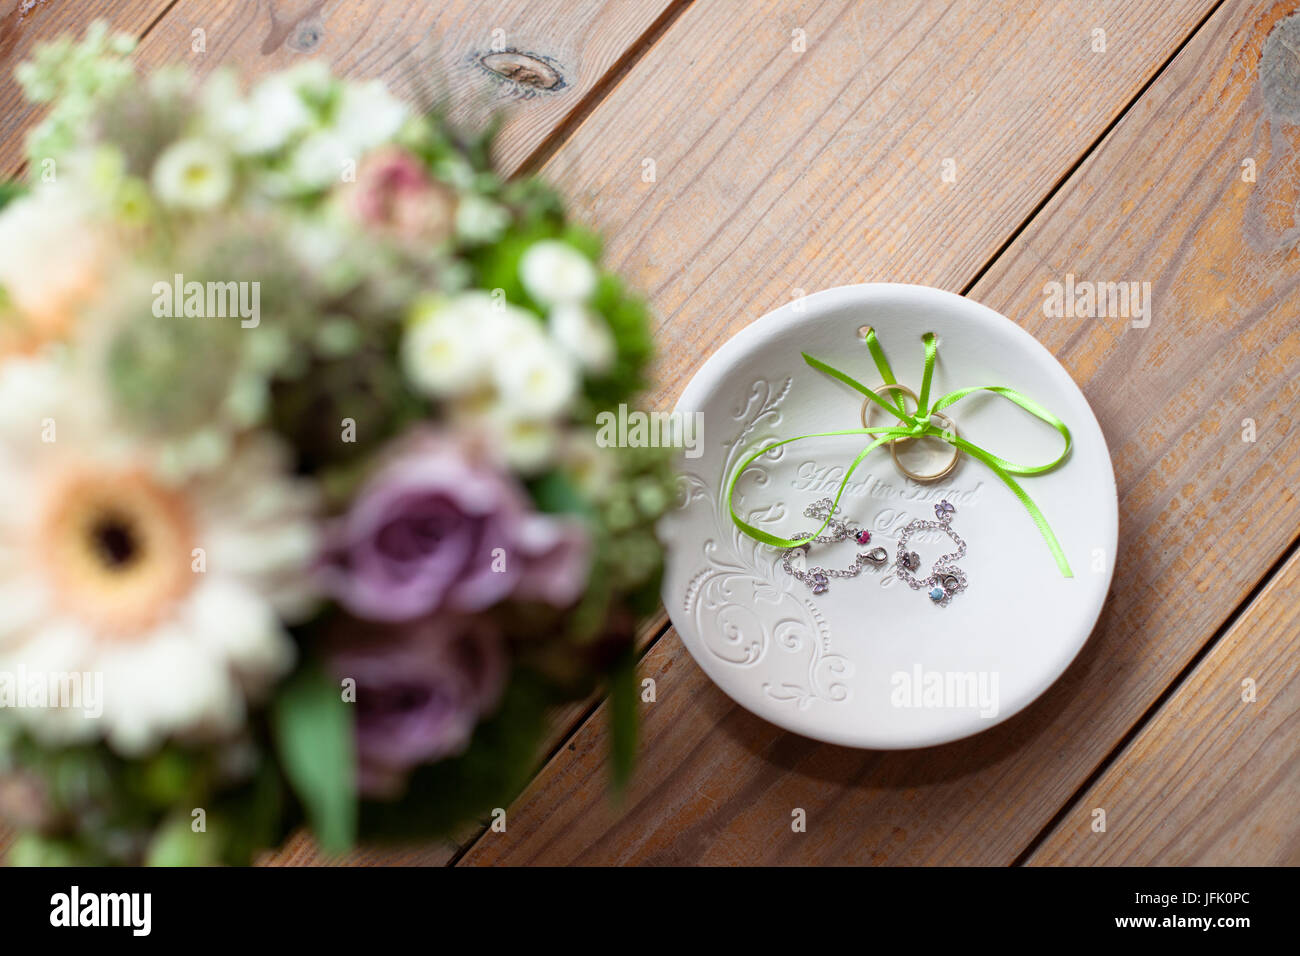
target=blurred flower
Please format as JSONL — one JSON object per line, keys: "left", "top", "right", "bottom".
{"left": 519, "top": 239, "right": 596, "bottom": 306}
{"left": 317, "top": 429, "right": 590, "bottom": 622}
{"left": 0, "top": 355, "right": 318, "bottom": 755}
{"left": 401, "top": 291, "right": 541, "bottom": 398}
{"left": 331, "top": 79, "right": 409, "bottom": 154}
{"left": 548, "top": 303, "right": 616, "bottom": 374}
{"left": 0, "top": 772, "right": 53, "bottom": 831}
{"left": 345, "top": 146, "right": 455, "bottom": 243}
{"left": 16, "top": 22, "right": 137, "bottom": 165}
{"left": 202, "top": 71, "right": 312, "bottom": 157}
{"left": 560, "top": 430, "right": 619, "bottom": 501}
{"left": 0, "top": 185, "right": 113, "bottom": 356}
{"left": 490, "top": 332, "right": 578, "bottom": 421}
{"left": 323, "top": 614, "right": 506, "bottom": 797}
{"left": 151, "top": 138, "right": 233, "bottom": 210}
{"left": 283, "top": 130, "right": 353, "bottom": 194}
{"left": 480, "top": 404, "right": 559, "bottom": 475}
{"left": 454, "top": 194, "right": 509, "bottom": 244}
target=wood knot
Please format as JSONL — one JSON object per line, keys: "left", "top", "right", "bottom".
{"left": 477, "top": 50, "right": 567, "bottom": 96}
{"left": 286, "top": 17, "right": 324, "bottom": 53}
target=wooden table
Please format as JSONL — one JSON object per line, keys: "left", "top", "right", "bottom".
{"left": 2, "top": 0, "right": 1296, "bottom": 867}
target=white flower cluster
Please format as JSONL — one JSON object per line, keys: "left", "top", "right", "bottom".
{"left": 152, "top": 62, "right": 410, "bottom": 208}
{"left": 401, "top": 240, "right": 617, "bottom": 473}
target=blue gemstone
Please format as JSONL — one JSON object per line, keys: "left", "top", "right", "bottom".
{"left": 929, "top": 586, "right": 945, "bottom": 602}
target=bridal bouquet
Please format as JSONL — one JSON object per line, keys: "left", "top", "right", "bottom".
{"left": 0, "top": 25, "right": 670, "bottom": 865}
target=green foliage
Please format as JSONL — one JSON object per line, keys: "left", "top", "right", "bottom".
{"left": 0, "top": 180, "right": 26, "bottom": 211}
{"left": 583, "top": 274, "right": 656, "bottom": 409}
{"left": 272, "top": 664, "right": 357, "bottom": 854}
{"left": 607, "top": 646, "right": 640, "bottom": 794}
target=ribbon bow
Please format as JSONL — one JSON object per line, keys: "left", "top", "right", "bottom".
{"left": 726, "top": 328, "right": 1075, "bottom": 577}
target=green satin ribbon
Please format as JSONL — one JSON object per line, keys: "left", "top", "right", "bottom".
{"left": 725, "top": 328, "right": 1075, "bottom": 577}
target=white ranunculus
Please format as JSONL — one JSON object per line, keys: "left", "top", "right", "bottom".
{"left": 151, "top": 138, "right": 234, "bottom": 210}
{"left": 400, "top": 292, "right": 532, "bottom": 397}
{"left": 284, "top": 129, "right": 352, "bottom": 193}
{"left": 548, "top": 303, "right": 617, "bottom": 374}
{"left": 490, "top": 333, "right": 578, "bottom": 421}
{"left": 482, "top": 404, "right": 559, "bottom": 474}
{"left": 331, "top": 79, "right": 409, "bottom": 153}
{"left": 402, "top": 303, "right": 489, "bottom": 397}
{"left": 235, "top": 75, "right": 314, "bottom": 155}
{"left": 454, "top": 194, "right": 510, "bottom": 244}
{"left": 519, "top": 240, "right": 597, "bottom": 306}
{"left": 560, "top": 430, "right": 619, "bottom": 500}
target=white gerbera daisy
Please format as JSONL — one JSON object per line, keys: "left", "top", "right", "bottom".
{"left": 519, "top": 240, "right": 597, "bottom": 306}
{"left": 151, "top": 138, "right": 234, "bottom": 210}
{"left": 0, "top": 354, "right": 318, "bottom": 755}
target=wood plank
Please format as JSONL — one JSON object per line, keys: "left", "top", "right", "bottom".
{"left": 128, "top": 0, "right": 685, "bottom": 176}
{"left": 1028, "top": 548, "right": 1300, "bottom": 865}
{"left": 522, "top": 0, "right": 1220, "bottom": 413}
{"left": 0, "top": 0, "right": 179, "bottom": 176}
{"left": 456, "top": 0, "right": 1300, "bottom": 865}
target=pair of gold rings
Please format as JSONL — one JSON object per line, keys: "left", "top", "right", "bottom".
{"left": 860, "top": 383, "right": 959, "bottom": 482}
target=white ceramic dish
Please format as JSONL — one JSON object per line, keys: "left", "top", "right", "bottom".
{"left": 660, "top": 284, "right": 1117, "bottom": 749}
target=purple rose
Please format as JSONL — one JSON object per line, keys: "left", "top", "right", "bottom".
{"left": 325, "top": 614, "right": 506, "bottom": 797}
{"left": 318, "top": 430, "right": 590, "bottom": 621}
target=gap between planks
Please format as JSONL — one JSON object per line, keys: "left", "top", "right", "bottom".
{"left": 1010, "top": 530, "right": 1300, "bottom": 866}
{"left": 445, "top": 614, "right": 674, "bottom": 866}
{"left": 515, "top": 0, "right": 695, "bottom": 177}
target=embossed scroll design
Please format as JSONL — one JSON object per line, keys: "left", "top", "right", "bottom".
{"left": 677, "top": 377, "right": 852, "bottom": 708}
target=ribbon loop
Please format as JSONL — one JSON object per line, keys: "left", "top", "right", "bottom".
{"left": 728, "top": 331, "right": 1075, "bottom": 577}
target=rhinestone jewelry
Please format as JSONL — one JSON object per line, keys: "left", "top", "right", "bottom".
{"left": 895, "top": 499, "right": 969, "bottom": 607}
{"left": 780, "top": 498, "right": 889, "bottom": 595}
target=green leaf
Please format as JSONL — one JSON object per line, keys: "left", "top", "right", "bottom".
{"left": 608, "top": 647, "right": 639, "bottom": 794}
{"left": 271, "top": 663, "right": 357, "bottom": 854}
{"left": 146, "top": 811, "right": 223, "bottom": 866}
{"left": 526, "top": 469, "right": 592, "bottom": 517}
{"left": 0, "top": 180, "right": 26, "bottom": 212}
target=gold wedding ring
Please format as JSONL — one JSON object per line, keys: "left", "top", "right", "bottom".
{"left": 860, "top": 383, "right": 960, "bottom": 482}
{"left": 860, "top": 383, "right": 918, "bottom": 438}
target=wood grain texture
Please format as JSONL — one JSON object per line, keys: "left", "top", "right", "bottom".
{"left": 0, "top": 0, "right": 178, "bottom": 176}
{"left": 1028, "top": 548, "right": 1300, "bottom": 865}
{"left": 456, "top": 0, "right": 1300, "bottom": 866}
{"left": 517, "top": 0, "right": 1220, "bottom": 413}
{"left": 128, "top": 0, "right": 685, "bottom": 176}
